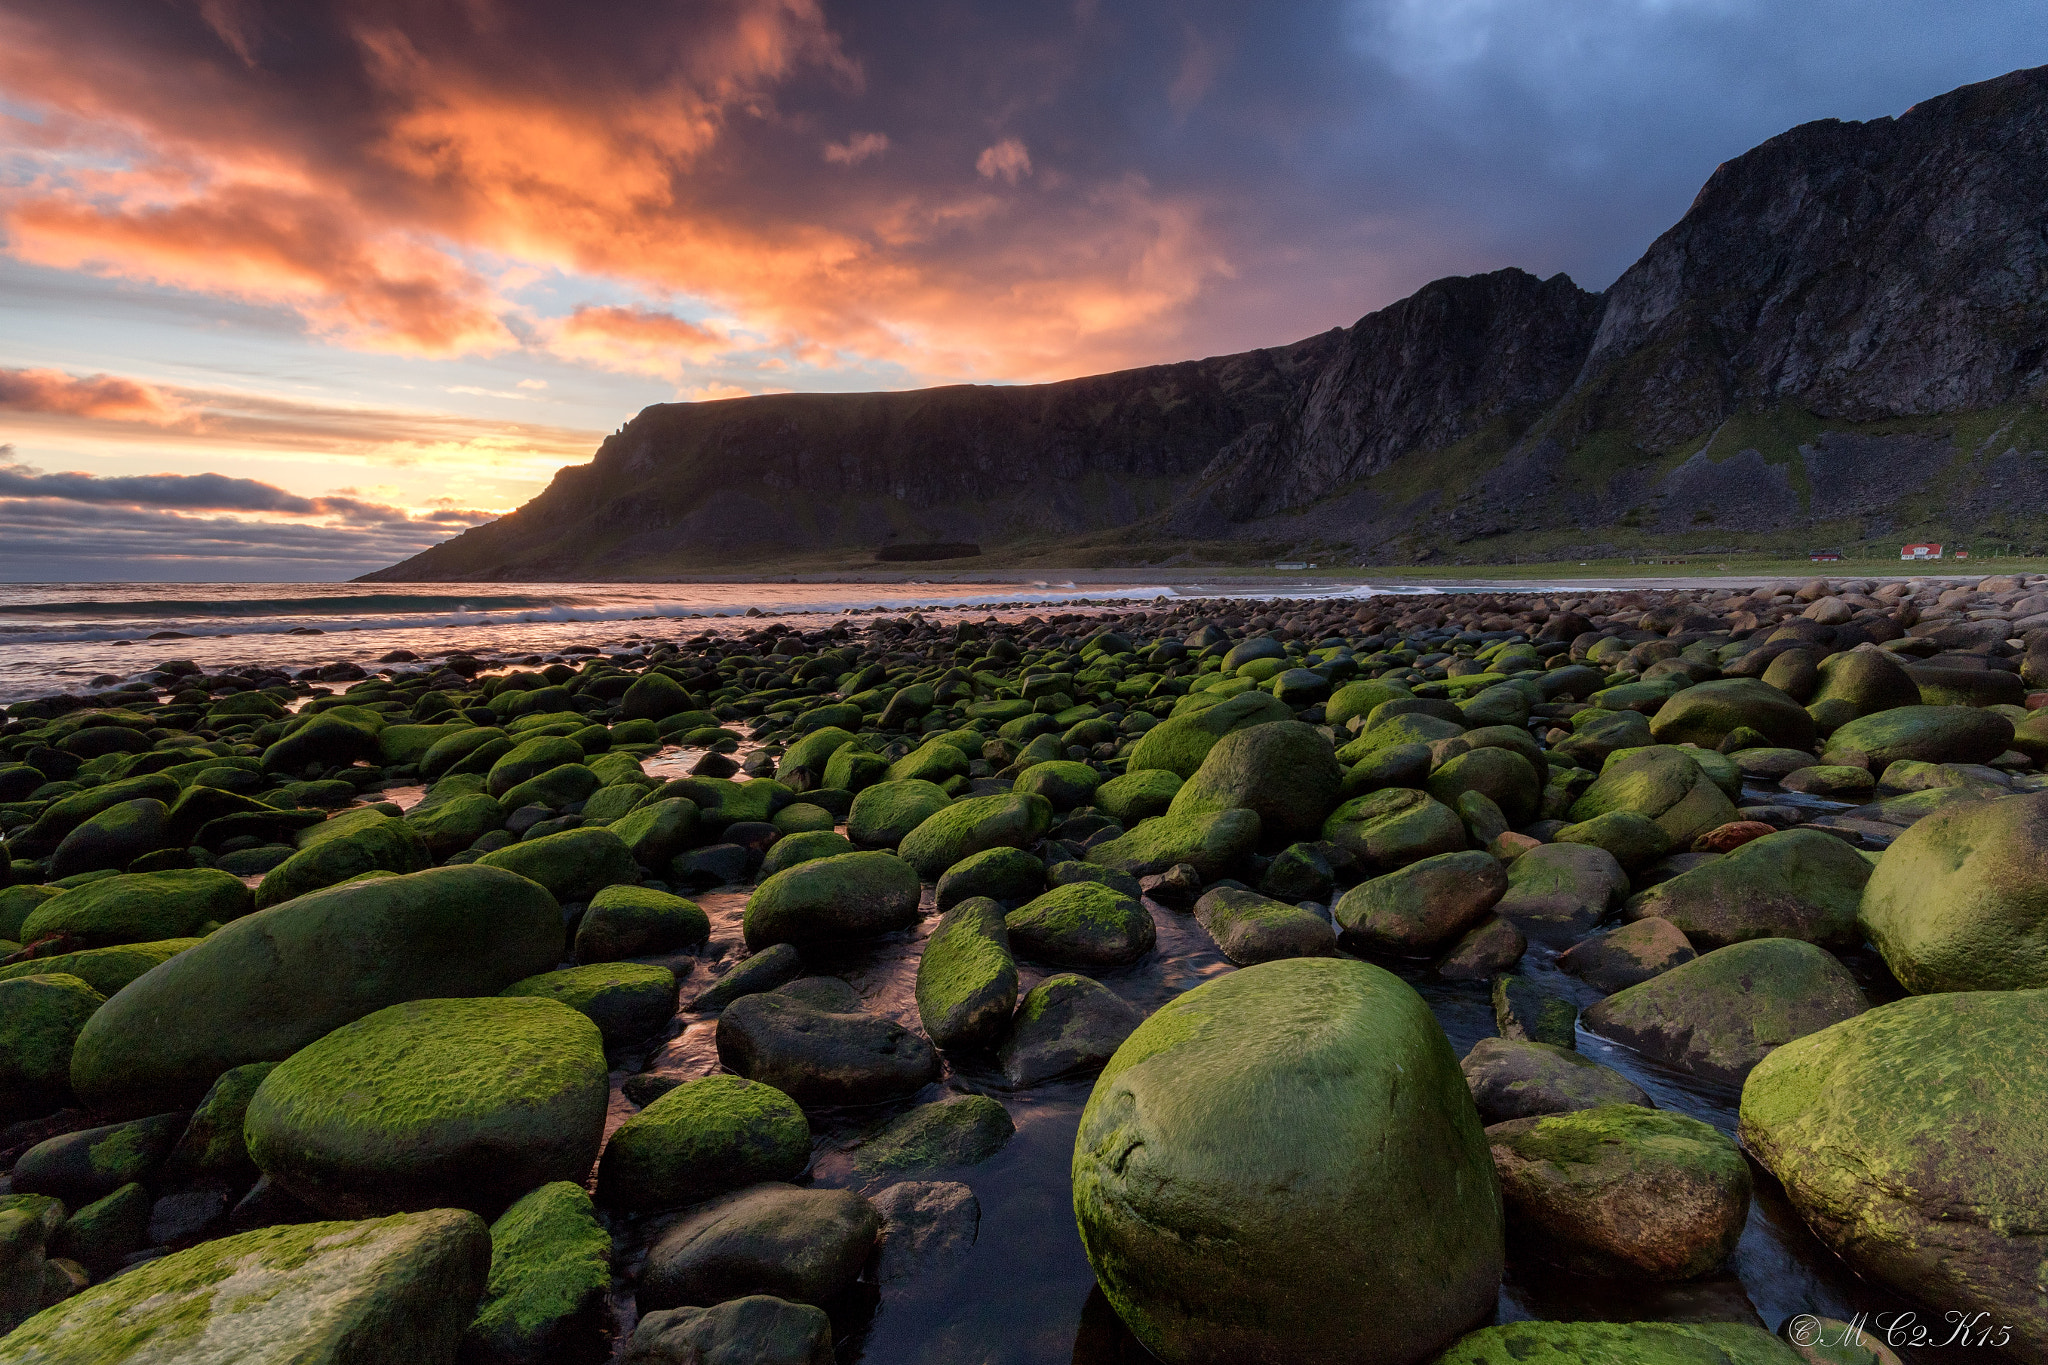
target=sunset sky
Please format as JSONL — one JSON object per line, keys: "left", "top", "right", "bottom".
{"left": 0, "top": 0, "right": 2041, "bottom": 579}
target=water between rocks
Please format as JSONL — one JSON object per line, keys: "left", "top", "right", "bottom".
{"left": 589, "top": 775, "right": 1930, "bottom": 1365}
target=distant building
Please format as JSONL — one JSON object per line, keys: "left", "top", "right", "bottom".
{"left": 1808, "top": 549, "right": 1843, "bottom": 562}
{"left": 1954, "top": 548, "right": 1971, "bottom": 560}
{"left": 1900, "top": 543, "right": 1943, "bottom": 561}
{"left": 1274, "top": 561, "right": 1312, "bottom": 570}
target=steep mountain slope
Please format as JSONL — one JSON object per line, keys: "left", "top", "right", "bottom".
{"left": 367, "top": 64, "right": 2048, "bottom": 580}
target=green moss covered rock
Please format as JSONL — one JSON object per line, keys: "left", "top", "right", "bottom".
{"left": 1012, "top": 760, "right": 1101, "bottom": 812}
{"left": 915, "top": 897, "right": 1018, "bottom": 1052}
{"left": 1568, "top": 745, "right": 1738, "bottom": 848}
{"left": 898, "top": 792, "right": 1054, "bottom": 882}
{"left": 1191, "top": 887, "right": 1335, "bottom": 964}
{"left": 1006, "top": 882, "right": 1156, "bottom": 967}
{"left": 0, "top": 1209, "right": 491, "bottom": 1365}
{"left": 852, "top": 1094, "right": 1013, "bottom": 1177}
{"left": 477, "top": 825, "right": 636, "bottom": 903}
{"left": 846, "top": 779, "right": 951, "bottom": 850}
{"left": 19, "top": 870, "right": 250, "bottom": 950}
{"left": 246, "top": 996, "right": 609, "bottom": 1217}
{"left": 574, "top": 884, "right": 708, "bottom": 963}
{"left": 1822, "top": 704, "right": 2016, "bottom": 769}
{"left": 1165, "top": 721, "right": 1342, "bottom": 842}
{"left": 160, "top": 1062, "right": 274, "bottom": 1184}
{"left": 256, "top": 816, "right": 431, "bottom": 910}
{"left": 1437, "top": 1321, "right": 1798, "bottom": 1365}
{"left": 742, "top": 851, "right": 921, "bottom": 950}
{"left": 71, "top": 865, "right": 562, "bottom": 1118}
{"left": 1072, "top": 958, "right": 1501, "bottom": 1364}
{"left": 1085, "top": 807, "right": 1259, "bottom": 881}
{"left": 1334, "top": 851, "right": 1506, "bottom": 955}
{"left": 1320, "top": 788, "right": 1465, "bottom": 871}
{"left": 1625, "top": 827, "right": 1872, "bottom": 949}
{"left": 1859, "top": 790, "right": 2048, "bottom": 993}
{"left": 1126, "top": 690, "right": 1291, "bottom": 778}
{"left": 1094, "top": 768, "right": 1182, "bottom": 826}
{"left": 0, "top": 938, "right": 197, "bottom": 997}
{"left": 1649, "top": 677, "right": 1816, "bottom": 751}
{"left": 598, "top": 1074, "right": 809, "bottom": 1210}
{"left": 1739, "top": 990, "right": 2048, "bottom": 1353}
{"left": 0, "top": 974, "right": 103, "bottom": 1112}
{"left": 502, "top": 962, "right": 679, "bottom": 1045}
{"left": 461, "top": 1181, "right": 611, "bottom": 1365}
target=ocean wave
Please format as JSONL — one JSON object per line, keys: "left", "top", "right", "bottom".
{"left": 0, "top": 592, "right": 574, "bottom": 620}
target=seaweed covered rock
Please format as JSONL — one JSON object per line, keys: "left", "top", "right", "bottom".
{"left": 462, "top": 1181, "right": 611, "bottom": 1365}
{"left": 72, "top": 865, "right": 562, "bottom": 1118}
{"left": 18, "top": 869, "right": 250, "bottom": 950}
{"left": 1192, "top": 887, "right": 1336, "bottom": 964}
{"left": 934, "top": 846, "right": 1044, "bottom": 912}
{"left": 1583, "top": 939, "right": 1866, "bottom": 1086}
{"left": 1625, "top": 828, "right": 1872, "bottom": 949}
{"left": 1740, "top": 990, "right": 2048, "bottom": 1356}
{"left": 501, "top": 962, "right": 680, "bottom": 1045}
{"left": 845, "top": 780, "right": 951, "bottom": 850}
{"left": 1320, "top": 789, "right": 1466, "bottom": 871}
{"left": 244, "top": 996, "right": 609, "bottom": 1217}
{"left": 477, "top": 826, "right": 637, "bottom": 903}
{"left": 1822, "top": 704, "right": 2015, "bottom": 769}
{"left": 1126, "top": 690, "right": 1291, "bottom": 778}
{"left": 1072, "top": 958, "right": 1501, "bottom": 1364}
{"left": 47, "top": 798, "right": 174, "bottom": 879}
{"left": 1487, "top": 1104, "right": 1750, "bottom": 1280}
{"left": 256, "top": 815, "right": 431, "bottom": 909}
{"left": 1459, "top": 1038, "right": 1651, "bottom": 1125}
{"left": 914, "top": 898, "right": 1019, "bottom": 1052}
{"left": 851, "top": 1094, "right": 1014, "bottom": 1177}
{"left": 1095, "top": 769, "right": 1182, "bottom": 826}
{"left": 574, "top": 884, "right": 709, "bottom": 964}
{"left": 0, "top": 1210, "right": 490, "bottom": 1365}
{"left": 715, "top": 993, "right": 939, "bottom": 1108}
{"left": 1084, "top": 807, "right": 1259, "bottom": 881}
{"left": 742, "top": 851, "right": 922, "bottom": 950}
{"left": 898, "top": 792, "right": 1054, "bottom": 881}
{"left": 599, "top": 1075, "right": 810, "bottom": 1210}
{"left": 1334, "top": 851, "right": 1506, "bottom": 955}
{"left": 1568, "top": 746, "right": 1738, "bottom": 849}
{"left": 0, "top": 974, "right": 103, "bottom": 1118}
{"left": 1649, "top": 678, "right": 1815, "bottom": 752}
{"left": 1859, "top": 790, "right": 2048, "bottom": 993}
{"left": 1165, "top": 721, "right": 1343, "bottom": 841}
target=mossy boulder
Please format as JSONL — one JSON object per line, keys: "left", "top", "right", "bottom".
{"left": 1334, "top": 852, "right": 1507, "bottom": 955}
{"left": 255, "top": 815, "right": 431, "bottom": 909}
{"left": 477, "top": 826, "right": 636, "bottom": 903}
{"left": 70, "top": 865, "right": 562, "bottom": 1118}
{"left": 1804, "top": 649, "right": 1922, "bottom": 733}
{"left": 1739, "top": 990, "right": 2048, "bottom": 1352}
{"left": 420, "top": 726, "right": 511, "bottom": 781}
{"left": 1426, "top": 746, "right": 1542, "bottom": 828}
{"left": 1859, "top": 791, "right": 2048, "bottom": 993}
{"left": 1324, "top": 679, "right": 1412, "bottom": 730}
{"left": 609, "top": 798, "right": 702, "bottom": 870}
{"left": 822, "top": 742, "right": 889, "bottom": 794}
{"left": 1320, "top": 788, "right": 1466, "bottom": 871}
{"left": 1568, "top": 746, "right": 1738, "bottom": 849}
{"left": 1094, "top": 768, "right": 1182, "bottom": 825}
{"left": 486, "top": 736, "right": 587, "bottom": 798}
{"left": 499, "top": 763, "right": 603, "bottom": 812}
{"left": 0, "top": 1210, "right": 491, "bottom": 1365}
{"left": 846, "top": 779, "right": 951, "bottom": 850}
{"left": 1126, "top": 690, "right": 1291, "bottom": 778}
{"left": 18, "top": 869, "right": 250, "bottom": 949}
{"left": 885, "top": 738, "right": 971, "bottom": 786}
{"left": 47, "top": 798, "right": 175, "bottom": 879}
{"left": 619, "top": 671, "right": 695, "bottom": 721}
{"left": 714, "top": 994, "right": 939, "bottom": 1108}
{"left": 1583, "top": 938, "right": 1867, "bottom": 1087}
{"left": 1557, "top": 917, "right": 1697, "bottom": 993}
{"left": 775, "top": 726, "right": 859, "bottom": 788}
{"left": 0, "top": 938, "right": 198, "bottom": 997}
{"left": 898, "top": 792, "right": 1054, "bottom": 882}
{"left": 10, "top": 774, "right": 179, "bottom": 858}
{"left": 852, "top": 1094, "right": 1014, "bottom": 1177}
{"left": 758, "top": 829, "right": 853, "bottom": 878}
{"left": 742, "top": 851, "right": 921, "bottom": 950}
{"left": 462, "top": 1181, "right": 611, "bottom": 1365}
{"left": 637, "top": 1183, "right": 880, "bottom": 1313}
{"left": 10, "top": 1112, "right": 186, "bottom": 1205}
{"left": 1459, "top": 1038, "right": 1651, "bottom": 1125}
{"left": 934, "top": 845, "right": 1043, "bottom": 912}
{"left": 598, "top": 1074, "right": 810, "bottom": 1210}
{"left": 1437, "top": 1321, "right": 1799, "bottom": 1364}
{"left": 403, "top": 792, "right": 506, "bottom": 858}
{"left": 1493, "top": 842, "right": 1630, "bottom": 942}
{"left": 1072, "top": 958, "right": 1502, "bottom": 1364}
{"left": 259, "top": 711, "right": 382, "bottom": 774}
{"left": 1335, "top": 711, "right": 1465, "bottom": 765}
{"left": 1488, "top": 1103, "right": 1750, "bottom": 1280}
{"left": 1084, "top": 807, "right": 1259, "bottom": 881}
{"left": 0, "top": 974, "right": 103, "bottom": 1114}
{"left": 575, "top": 884, "right": 709, "bottom": 964}
{"left": 1191, "top": 887, "right": 1335, "bottom": 964}
{"left": 1000, "top": 974, "right": 1142, "bottom": 1087}
{"left": 1005, "top": 882, "right": 1156, "bottom": 967}
{"left": 623, "top": 1298, "right": 833, "bottom": 1365}
{"left": 1821, "top": 704, "right": 2016, "bottom": 769}
{"left": 1624, "top": 827, "right": 1871, "bottom": 949}
{"left": 1552, "top": 809, "right": 1672, "bottom": 874}
{"left": 50, "top": 1181, "right": 150, "bottom": 1281}
{"left": 915, "top": 897, "right": 1019, "bottom": 1052}
{"left": 502, "top": 962, "right": 679, "bottom": 1045}
{"left": 160, "top": 1061, "right": 274, "bottom": 1185}
{"left": 1013, "top": 761, "right": 1102, "bottom": 812}
{"left": 245, "top": 996, "right": 609, "bottom": 1217}
{"left": 1164, "top": 721, "right": 1342, "bottom": 842}
{"left": 1649, "top": 677, "right": 1815, "bottom": 751}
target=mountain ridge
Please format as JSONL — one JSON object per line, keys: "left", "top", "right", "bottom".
{"left": 365, "top": 64, "right": 2048, "bottom": 581}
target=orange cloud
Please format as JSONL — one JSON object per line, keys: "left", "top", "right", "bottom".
{"left": 976, "top": 139, "right": 1033, "bottom": 184}
{"left": 824, "top": 132, "right": 889, "bottom": 165}
{"left": 543, "top": 305, "right": 731, "bottom": 377}
{"left": 0, "top": 368, "right": 192, "bottom": 425}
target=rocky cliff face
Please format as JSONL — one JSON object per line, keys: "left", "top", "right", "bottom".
{"left": 367, "top": 65, "right": 2048, "bottom": 580}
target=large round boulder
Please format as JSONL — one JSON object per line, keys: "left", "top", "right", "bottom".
{"left": 845, "top": 780, "right": 951, "bottom": 850}
{"left": 1624, "top": 827, "right": 1872, "bottom": 949}
{"left": 1426, "top": 746, "right": 1542, "bottom": 828}
{"left": 1333, "top": 851, "right": 1506, "bottom": 955}
{"left": 1804, "top": 648, "right": 1922, "bottom": 733}
{"left": 914, "top": 897, "right": 1019, "bottom": 1051}
{"left": 1822, "top": 704, "right": 2015, "bottom": 769}
{"left": 245, "top": 996, "right": 609, "bottom": 1216}
{"left": 715, "top": 994, "right": 939, "bottom": 1108}
{"left": 1859, "top": 791, "right": 2048, "bottom": 993}
{"left": 742, "top": 851, "right": 921, "bottom": 950}
{"left": 16, "top": 869, "right": 251, "bottom": 950}
{"left": 638, "top": 1184, "right": 879, "bottom": 1313}
{"left": 1165, "top": 721, "right": 1342, "bottom": 842}
{"left": 1083, "top": 808, "right": 1259, "bottom": 881}
{"left": 1740, "top": 990, "right": 2048, "bottom": 1357}
{"left": 477, "top": 826, "right": 637, "bottom": 903}
{"left": 70, "top": 864, "right": 562, "bottom": 1118}
{"left": 1072, "top": 957, "right": 1502, "bottom": 1364}
{"left": 1126, "top": 690, "right": 1291, "bottom": 778}
{"left": 598, "top": 1075, "right": 810, "bottom": 1210}
{"left": 1649, "top": 678, "right": 1815, "bottom": 751}
{"left": 0, "top": 973, "right": 103, "bottom": 1118}
{"left": 898, "top": 792, "right": 1054, "bottom": 881}
{"left": 1320, "top": 788, "right": 1466, "bottom": 871}
{"left": 47, "top": 798, "right": 175, "bottom": 879}
{"left": 1567, "top": 746, "right": 1738, "bottom": 849}
{"left": 255, "top": 815, "right": 432, "bottom": 909}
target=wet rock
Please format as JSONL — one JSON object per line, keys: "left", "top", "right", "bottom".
{"left": 846, "top": 779, "right": 952, "bottom": 850}
{"left": 1822, "top": 704, "right": 2015, "bottom": 768}
{"left": 1005, "top": 882, "right": 1156, "bottom": 966}
{"left": 852, "top": 1094, "right": 1014, "bottom": 1177}
{"left": 17, "top": 868, "right": 251, "bottom": 951}
{"left": 501, "top": 961, "right": 679, "bottom": 1045}
{"left": 1166, "top": 720, "right": 1343, "bottom": 842}
{"left": 604, "top": 1074, "right": 809, "bottom": 1218}
{"left": 575, "top": 884, "right": 709, "bottom": 964}
{"left": 1320, "top": 788, "right": 1467, "bottom": 871}
{"left": 10, "top": 1112, "right": 186, "bottom": 1205}
{"left": 0, "top": 974, "right": 102, "bottom": 1119}
{"left": 934, "top": 845, "right": 1045, "bottom": 911}
{"left": 997, "top": 974, "right": 1142, "bottom": 1087}
{"left": 1741, "top": 990, "right": 2048, "bottom": 1357}
{"left": 692, "top": 943, "right": 804, "bottom": 1012}
{"left": 1084, "top": 807, "right": 1260, "bottom": 880}
{"left": 1094, "top": 769, "right": 1182, "bottom": 826}
{"left": 1193, "top": 886, "right": 1336, "bottom": 964}
{"left": 146, "top": 1188, "right": 229, "bottom": 1247}
{"left": 1650, "top": 678, "right": 1816, "bottom": 752}
{"left": 1428, "top": 747, "right": 1543, "bottom": 827}
{"left": 1257, "top": 840, "right": 1338, "bottom": 903}
{"left": 245, "top": 996, "right": 609, "bottom": 1217}
{"left": 461, "top": 1180, "right": 611, "bottom": 1365}
{"left": 1859, "top": 790, "right": 2048, "bottom": 992}
{"left": 49, "top": 1182, "right": 148, "bottom": 1280}
{"left": 1488, "top": 1104, "right": 1749, "bottom": 1280}
{"left": 1072, "top": 958, "right": 1501, "bottom": 1364}
{"left": 638, "top": 1183, "right": 879, "bottom": 1312}
{"left": 1551, "top": 809, "right": 1672, "bottom": 873}
{"left": 622, "top": 1296, "right": 833, "bottom": 1365}
{"left": 1690, "top": 820, "right": 1779, "bottom": 853}
{"left": 1436, "top": 916, "right": 1526, "bottom": 980}
{"left": 1558, "top": 917, "right": 1697, "bottom": 993}
{"left": 1568, "top": 746, "right": 1739, "bottom": 849}
{"left": 872, "top": 1180, "right": 980, "bottom": 1284}
{"left": 715, "top": 993, "right": 939, "bottom": 1108}
{"left": 1583, "top": 939, "right": 1866, "bottom": 1086}
{"left": 1494, "top": 841, "right": 1629, "bottom": 944}
{"left": 1459, "top": 1038, "right": 1651, "bottom": 1125}
{"left": 914, "top": 898, "right": 1018, "bottom": 1052}
{"left": 1437, "top": 1319, "right": 1794, "bottom": 1363}
{"left": 741, "top": 850, "right": 921, "bottom": 950}
{"left": 1334, "top": 851, "right": 1507, "bottom": 954}
{"left": 1623, "top": 828, "right": 1872, "bottom": 949}
{"left": 898, "top": 792, "right": 1055, "bottom": 881}
{"left": 1492, "top": 975, "right": 1577, "bottom": 1048}
{"left": 476, "top": 825, "right": 637, "bottom": 903}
